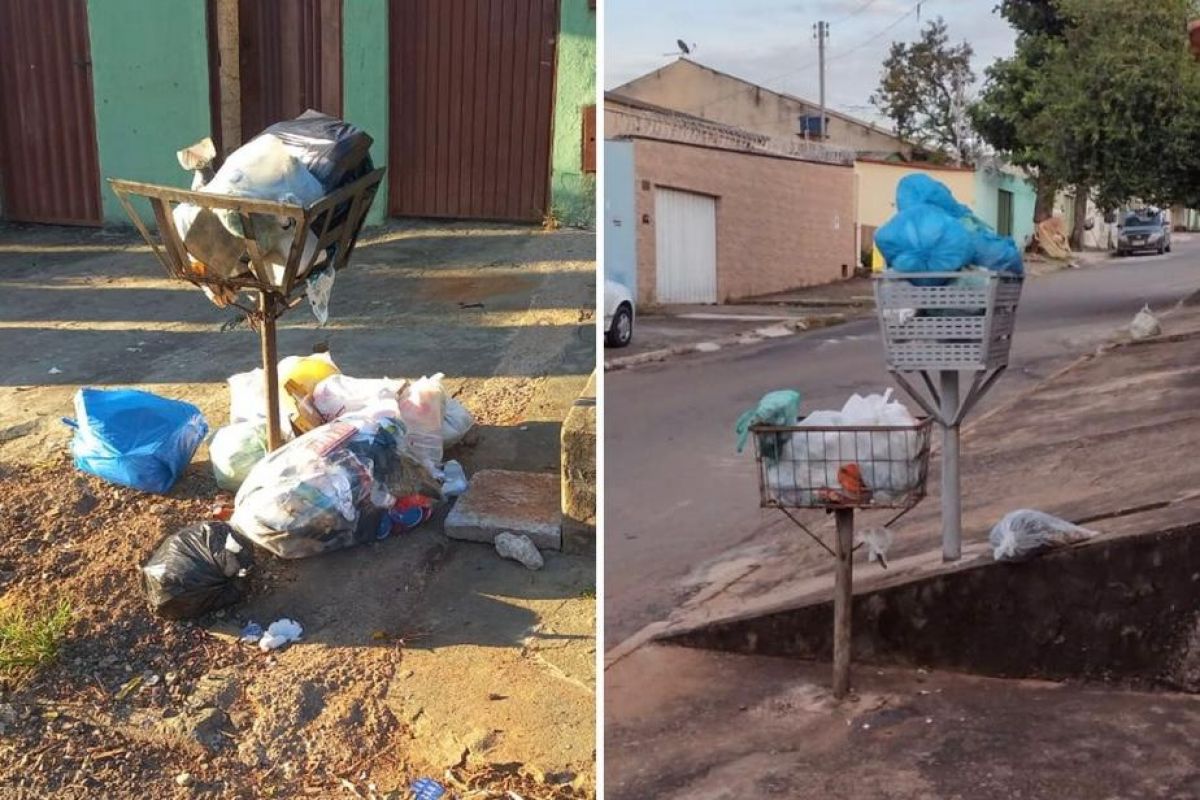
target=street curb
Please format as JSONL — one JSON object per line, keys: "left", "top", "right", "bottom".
{"left": 605, "top": 313, "right": 848, "bottom": 371}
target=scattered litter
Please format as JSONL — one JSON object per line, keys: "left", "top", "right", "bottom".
{"left": 990, "top": 509, "right": 1098, "bottom": 561}
{"left": 48, "top": 367, "right": 63, "bottom": 375}
{"left": 856, "top": 527, "right": 894, "bottom": 568}
{"left": 495, "top": 532, "right": 544, "bottom": 570}
{"left": 1129, "top": 304, "right": 1161, "bottom": 340}
{"left": 442, "top": 460, "right": 468, "bottom": 496}
{"left": 305, "top": 266, "right": 335, "bottom": 325}
{"left": 240, "top": 622, "right": 264, "bottom": 643}
{"left": 175, "top": 772, "right": 194, "bottom": 787}
{"left": 115, "top": 675, "right": 143, "bottom": 701}
{"left": 258, "top": 618, "right": 303, "bottom": 652}
{"left": 410, "top": 777, "right": 446, "bottom": 800}
{"left": 387, "top": 494, "right": 435, "bottom": 535}
{"left": 141, "top": 522, "right": 255, "bottom": 619}
{"left": 64, "top": 388, "right": 208, "bottom": 494}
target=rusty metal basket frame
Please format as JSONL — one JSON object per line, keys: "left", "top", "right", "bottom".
{"left": 749, "top": 416, "right": 934, "bottom": 512}
{"left": 107, "top": 168, "right": 385, "bottom": 450}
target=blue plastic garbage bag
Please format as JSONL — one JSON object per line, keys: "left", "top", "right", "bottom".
{"left": 970, "top": 227, "right": 1024, "bottom": 275}
{"left": 874, "top": 203, "right": 974, "bottom": 283}
{"left": 895, "top": 173, "right": 971, "bottom": 217}
{"left": 65, "top": 388, "right": 208, "bottom": 494}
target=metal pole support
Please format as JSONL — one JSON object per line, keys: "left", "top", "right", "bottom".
{"left": 259, "top": 291, "right": 283, "bottom": 452}
{"left": 940, "top": 370, "right": 961, "bottom": 561}
{"left": 832, "top": 507, "right": 854, "bottom": 699}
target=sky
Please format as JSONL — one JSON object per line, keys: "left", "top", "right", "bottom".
{"left": 604, "top": 0, "right": 1017, "bottom": 129}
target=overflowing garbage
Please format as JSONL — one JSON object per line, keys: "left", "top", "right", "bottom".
{"left": 141, "top": 522, "right": 255, "bottom": 619}
{"left": 746, "top": 389, "right": 928, "bottom": 507}
{"left": 65, "top": 388, "right": 209, "bottom": 495}
{"left": 170, "top": 110, "right": 375, "bottom": 313}
{"left": 990, "top": 509, "right": 1098, "bottom": 561}
{"left": 1129, "top": 305, "right": 1162, "bottom": 340}
{"left": 875, "top": 173, "right": 1024, "bottom": 284}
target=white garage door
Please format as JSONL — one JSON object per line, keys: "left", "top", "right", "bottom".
{"left": 655, "top": 188, "right": 717, "bottom": 304}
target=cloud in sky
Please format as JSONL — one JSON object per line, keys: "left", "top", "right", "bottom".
{"left": 605, "top": 0, "right": 1015, "bottom": 128}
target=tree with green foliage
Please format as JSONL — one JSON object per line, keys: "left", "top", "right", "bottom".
{"left": 974, "top": 0, "right": 1200, "bottom": 228}
{"left": 871, "top": 17, "right": 976, "bottom": 164}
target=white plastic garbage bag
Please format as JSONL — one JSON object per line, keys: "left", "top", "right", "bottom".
{"left": 209, "top": 421, "right": 269, "bottom": 491}
{"left": 311, "top": 374, "right": 406, "bottom": 420}
{"left": 1129, "top": 305, "right": 1161, "bottom": 340}
{"left": 442, "top": 398, "right": 474, "bottom": 447}
{"left": 398, "top": 374, "right": 447, "bottom": 468}
{"left": 989, "top": 509, "right": 1098, "bottom": 561}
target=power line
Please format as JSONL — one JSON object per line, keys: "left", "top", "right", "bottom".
{"left": 830, "top": 0, "right": 879, "bottom": 26}
{"left": 691, "top": 0, "right": 932, "bottom": 113}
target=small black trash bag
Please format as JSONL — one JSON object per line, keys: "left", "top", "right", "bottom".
{"left": 142, "top": 522, "right": 255, "bottom": 619}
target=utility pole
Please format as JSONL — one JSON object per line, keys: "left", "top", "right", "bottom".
{"left": 814, "top": 20, "right": 829, "bottom": 140}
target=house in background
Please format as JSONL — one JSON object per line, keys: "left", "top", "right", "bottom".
{"left": 605, "top": 93, "right": 857, "bottom": 306}
{"left": 0, "top": 0, "right": 596, "bottom": 228}
{"left": 613, "top": 57, "right": 915, "bottom": 159}
{"left": 855, "top": 159, "right": 976, "bottom": 262}
{"left": 974, "top": 158, "right": 1037, "bottom": 250}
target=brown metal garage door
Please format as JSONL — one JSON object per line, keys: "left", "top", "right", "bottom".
{"left": 0, "top": 0, "right": 102, "bottom": 226}
{"left": 238, "top": 0, "right": 343, "bottom": 143}
{"left": 388, "top": 0, "right": 558, "bottom": 222}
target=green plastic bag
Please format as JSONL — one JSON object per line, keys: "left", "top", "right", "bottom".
{"left": 210, "top": 422, "right": 269, "bottom": 491}
{"left": 734, "top": 390, "right": 801, "bottom": 453}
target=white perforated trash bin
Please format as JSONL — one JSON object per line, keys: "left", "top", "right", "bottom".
{"left": 874, "top": 271, "right": 1023, "bottom": 372}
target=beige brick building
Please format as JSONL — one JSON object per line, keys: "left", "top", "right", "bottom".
{"left": 613, "top": 58, "right": 913, "bottom": 159}
{"left": 605, "top": 94, "right": 857, "bottom": 305}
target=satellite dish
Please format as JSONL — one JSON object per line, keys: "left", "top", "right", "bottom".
{"left": 676, "top": 39, "right": 691, "bottom": 55}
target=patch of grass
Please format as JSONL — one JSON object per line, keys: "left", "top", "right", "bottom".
{"left": 0, "top": 598, "right": 72, "bottom": 677}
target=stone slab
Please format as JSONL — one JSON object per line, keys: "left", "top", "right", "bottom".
{"left": 444, "top": 469, "right": 562, "bottom": 550}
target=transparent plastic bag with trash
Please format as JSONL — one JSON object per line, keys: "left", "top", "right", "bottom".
{"left": 230, "top": 412, "right": 441, "bottom": 559}
{"left": 989, "top": 509, "right": 1098, "bottom": 561}
{"left": 399, "top": 374, "right": 447, "bottom": 468}
{"left": 228, "top": 352, "right": 339, "bottom": 440}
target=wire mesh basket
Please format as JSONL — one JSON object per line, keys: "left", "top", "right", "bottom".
{"left": 874, "top": 271, "right": 1023, "bottom": 372}
{"left": 751, "top": 417, "right": 933, "bottom": 510}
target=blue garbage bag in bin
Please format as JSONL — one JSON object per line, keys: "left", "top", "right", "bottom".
{"left": 895, "top": 173, "right": 972, "bottom": 217}
{"left": 970, "top": 226, "right": 1025, "bottom": 275}
{"left": 65, "top": 388, "right": 209, "bottom": 494}
{"left": 874, "top": 203, "right": 974, "bottom": 284}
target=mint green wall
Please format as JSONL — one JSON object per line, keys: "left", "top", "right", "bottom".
{"left": 974, "top": 167, "right": 1037, "bottom": 249}
{"left": 550, "top": 0, "right": 596, "bottom": 228}
{"left": 342, "top": 0, "right": 389, "bottom": 225}
{"left": 87, "top": 0, "right": 211, "bottom": 223}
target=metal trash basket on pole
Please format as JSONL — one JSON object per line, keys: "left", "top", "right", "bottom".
{"left": 750, "top": 416, "right": 933, "bottom": 697}
{"left": 873, "top": 270, "right": 1023, "bottom": 561}
{"left": 108, "top": 168, "right": 384, "bottom": 451}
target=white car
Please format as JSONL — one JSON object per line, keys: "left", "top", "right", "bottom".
{"left": 604, "top": 278, "right": 634, "bottom": 348}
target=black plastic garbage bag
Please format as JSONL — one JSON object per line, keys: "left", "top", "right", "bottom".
{"left": 263, "top": 109, "right": 374, "bottom": 194}
{"left": 142, "top": 522, "right": 255, "bottom": 619}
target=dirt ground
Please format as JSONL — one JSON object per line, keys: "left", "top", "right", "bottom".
{"left": 0, "top": 220, "right": 596, "bottom": 798}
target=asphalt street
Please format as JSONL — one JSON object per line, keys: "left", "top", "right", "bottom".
{"left": 604, "top": 241, "right": 1200, "bottom": 644}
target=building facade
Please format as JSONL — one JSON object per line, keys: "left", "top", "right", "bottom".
{"left": 606, "top": 95, "right": 857, "bottom": 305}
{"left": 613, "top": 58, "right": 914, "bottom": 159}
{"left": 0, "top": 0, "right": 596, "bottom": 228}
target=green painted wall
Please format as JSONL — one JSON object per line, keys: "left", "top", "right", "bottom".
{"left": 550, "top": 0, "right": 596, "bottom": 228}
{"left": 974, "top": 167, "right": 1038, "bottom": 250}
{"left": 87, "top": 0, "right": 212, "bottom": 223}
{"left": 342, "top": 0, "right": 389, "bottom": 225}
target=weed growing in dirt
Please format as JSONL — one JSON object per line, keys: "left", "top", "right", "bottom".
{"left": 0, "top": 598, "right": 72, "bottom": 678}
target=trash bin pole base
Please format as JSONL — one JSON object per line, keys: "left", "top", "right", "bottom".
{"left": 833, "top": 507, "right": 854, "bottom": 699}
{"left": 940, "top": 370, "right": 962, "bottom": 562}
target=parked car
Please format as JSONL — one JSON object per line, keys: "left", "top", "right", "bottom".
{"left": 604, "top": 279, "right": 634, "bottom": 348}
{"left": 1117, "top": 209, "right": 1172, "bottom": 256}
